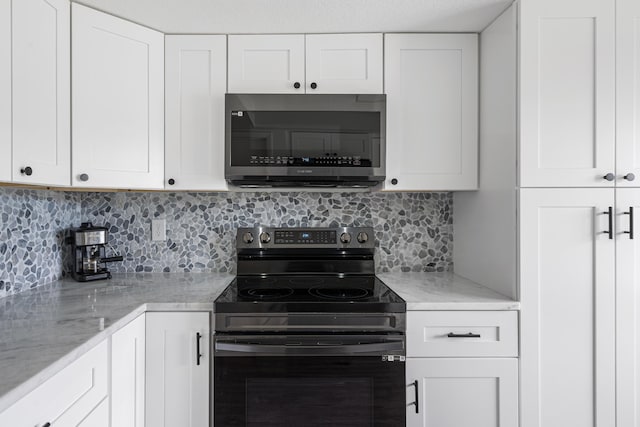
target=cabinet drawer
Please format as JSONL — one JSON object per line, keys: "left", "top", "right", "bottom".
{"left": 407, "top": 311, "right": 518, "bottom": 357}
{"left": 0, "top": 339, "right": 109, "bottom": 426}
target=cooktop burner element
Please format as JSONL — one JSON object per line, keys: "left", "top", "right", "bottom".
{"left": 239, "top": 287, "right": 295, "bottom": 299}
{"left": 309, "top": 287, "right": 372, "bottom": 300}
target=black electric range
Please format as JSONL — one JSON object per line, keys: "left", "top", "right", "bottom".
{"left": 213, "top": 227, "right": 407, "bottom": 426}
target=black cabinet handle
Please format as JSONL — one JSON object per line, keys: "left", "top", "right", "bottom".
{"left": 604, "top": 173, "right": 615, "bottom": 181}
{"left": 625, "top": 173, "right": 636, "bottom": 181}
{"left": 603, "top": 207, "right": 613, "bottom": 239}
{"left": 310, "top": 82, "right": 317, "bottom": 89}
{"left": 168, "top": 178, "right": 175, "bottom": 185}
{"left": 196, "top": 332, "right": 202, "bottom": 366}
{"left": 447, "top": 332, "right": 481, "bottom": 338}
{"left": 20, "top": 166, "right": 33, "bottom": 176}
{"left": 79, "top": 173, "right": 89, "bottom": 182}
{"left": 43, "top": 423, "right": 51, "bottom": 427}
{"left": 391, "top": 178, "right": 398, "bottom": 185}
{"left": 624, "top": 207, "right": 635, "bottom": 240}
{"left": 293, "top": 82, "right": 301, "bottom": 89}
{"left": 407, "top": 380, "right": 419, "bottom": 414}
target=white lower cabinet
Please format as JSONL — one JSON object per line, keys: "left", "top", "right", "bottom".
{"left": 112, "top": 314, "right": 146, "bottom": 427}
{"left": 406, "top": 358, "right": 518, "bottom": 427}
{"left": 145, "top": 311, "right": 210, "bottom": 427}
{"left": 0, "top": 340, "right": 109, "bottom": 427}
{"left": 406, "top": 311, "right": 519, "bottom": 427}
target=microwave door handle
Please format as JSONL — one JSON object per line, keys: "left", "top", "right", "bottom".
{"left": 215, "top": 340, "right": 404, "bottom": 356}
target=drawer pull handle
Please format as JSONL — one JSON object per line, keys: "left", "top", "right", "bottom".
{"left": 447, "top": 332, "right": 481, "bottom": 338}
{"left": 407, "top": 380, "right": 419, "bottom": 414}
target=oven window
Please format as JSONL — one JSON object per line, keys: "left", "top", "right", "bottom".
{"left": 246, "top": 378, "right": 372, "bottom": 427}
{"left": 229, "top": 111, "right": 381, "bottom": 167}
{"left": 215, "top": 355, "right": 405, "bottom": 426}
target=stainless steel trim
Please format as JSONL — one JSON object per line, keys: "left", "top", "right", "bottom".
{"left": 74, "top": 230, "right": 107, "bottom": 246}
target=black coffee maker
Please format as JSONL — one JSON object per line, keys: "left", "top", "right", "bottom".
{"left": 69, "top": 222, "right": 123, "bottom": 281}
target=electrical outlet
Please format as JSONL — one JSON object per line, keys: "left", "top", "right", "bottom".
{"left": 151, "top": 219, "right": 166, "bottom": 241}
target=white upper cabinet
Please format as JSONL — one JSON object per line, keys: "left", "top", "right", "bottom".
{"left": 228, "top": 34, "right": 383, "bottom": 94}
{"left": 617, "top": 0, "right": 640, "bottom": 187}
{"left": 72, "top": 4, "right": 164, "bottom": 189}
{"left": 165, "top": 35, "right": 227, "bottom": 191}
{"left": 384, "top": 34, "right": 478, "bottom": 191}
{"left": 11, "top": 0, "right": 70, "bottom": 186}
{"left": 228, "top": 35, "right": 305, "bottom": 94}
{"left": 519, "top": 0, "right": 615, "bottom": 187}
{"left": 305, "top": 34, "right": 383, "bottom": 94}
{"left": 0, "top": 0, "right": 9, "bottom": 182}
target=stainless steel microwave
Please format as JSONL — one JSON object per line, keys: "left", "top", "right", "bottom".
{"left": 225, "top": 94, "right": 386, "bottom": 189}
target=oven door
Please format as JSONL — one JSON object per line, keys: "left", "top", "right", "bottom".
{"left": 214, "top": 334, "right": 406, "bottom": 427}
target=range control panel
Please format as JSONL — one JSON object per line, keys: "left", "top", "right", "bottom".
{"left": 274, "top": 230, "right": 336, "bottom": 245}
{"left": 236, "top": 227, "right": 374, "bottom": 249}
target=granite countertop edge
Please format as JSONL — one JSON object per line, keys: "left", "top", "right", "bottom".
{"left": 0, "top": 271, "right": 518, "bottom": 412}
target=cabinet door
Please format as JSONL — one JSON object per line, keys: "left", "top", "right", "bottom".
{"left": 0, "top": 0, "right": 9, "bottom": 182}
{"left": 617, "top": 0, "right": 640, "bottom": 187}
{"left": 384, "top": 34, "right": 478, "bottom": 191}
{"left": 72, "top": 3, "right": 164, "bottom": 189}
{"left": 615, "top": 189, "right": 640, "bottom": 426}
{"left": 519, "top": 0, "right": 615, "bottom": 187}
{"left": 77, "top": 397, "right": 109, "bottom": 427}
{"left": 406, "top": 358, "right": 518, "bottom": 427}
{"left": 305, "top": 34, "right": 382, "bottom": 94}
{"left": 112, "top": 314, "right": 146, "bottom": 427}
{"left": 165, "top": 35, "right": 227, "bottom": 191}
{"left": 12, "top": 0, "right": 70, "bottom": 186}
{"left": 228, "top": 35, "right": 305, "bottom": 94}
{"left": 146, "top": 312, "right": 209, "bottom": 427}
{"left": 520, "top": 188, "right": 615, "bottom": 427}
{"left": 0, "top": 340, "right": 108, "bottom": 427}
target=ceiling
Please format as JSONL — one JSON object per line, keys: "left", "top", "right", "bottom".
{"left": 72, "top": 0, "right": 514, "bottom": 34}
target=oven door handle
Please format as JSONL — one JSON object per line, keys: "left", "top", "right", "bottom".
{"left": 215, "top": 340, "right": 404, "bottom": 356}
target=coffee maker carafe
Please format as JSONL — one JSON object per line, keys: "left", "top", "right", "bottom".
{"left": 70, "top": 222, "right": 123, "bottom": 281}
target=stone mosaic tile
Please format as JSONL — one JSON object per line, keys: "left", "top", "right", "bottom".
{"left": 81, "top": 191, "right": 453, "bottom": 274}
{"left": 0, "top": 188, "right": 81, "bottom": 298}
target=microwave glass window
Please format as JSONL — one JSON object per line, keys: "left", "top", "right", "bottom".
{"left": 230, "top": 111, "right": 381, "bottom": 167}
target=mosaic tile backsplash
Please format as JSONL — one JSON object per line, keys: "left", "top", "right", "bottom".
{"left": 0, "top": 188, "right": 81, "bottom": 298}
{"left": 81, "top": 191, "right": 453, "bottom": 275}
{"left": 0, "top": 188, "right": 453, "bottom": 298}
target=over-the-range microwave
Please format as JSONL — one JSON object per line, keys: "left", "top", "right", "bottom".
{"left": 225, "top": 94, "right": 386, "bottom": 189}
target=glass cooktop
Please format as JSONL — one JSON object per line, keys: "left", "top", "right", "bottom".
{"left": 214, "top": 275, "right": 406, "bottom": 313}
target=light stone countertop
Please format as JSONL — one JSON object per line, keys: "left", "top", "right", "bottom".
{"left": 0, "top": 271, "right": 517, "bottom": 412}
{"left": 0, "top": 272, "right": 233, "bottom": 412}
{"left": 379, "top": 272, "right": 520, "bottom": 310}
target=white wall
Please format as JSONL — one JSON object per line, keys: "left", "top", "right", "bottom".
{"left": 453, "top": 4, "right": 517, "bottom": 299}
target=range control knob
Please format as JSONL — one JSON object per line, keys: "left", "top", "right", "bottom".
{"left": 242, "top": 232, "right": 254, "bottom": 244}
{"left": 357, "top": 232, "right": 369, "bottom": 244}
{"left": 340, "top": 232, "right": 352, "bottom": 244}
{"left": 260, "top": 232, "right": 271, "bottom": 244}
